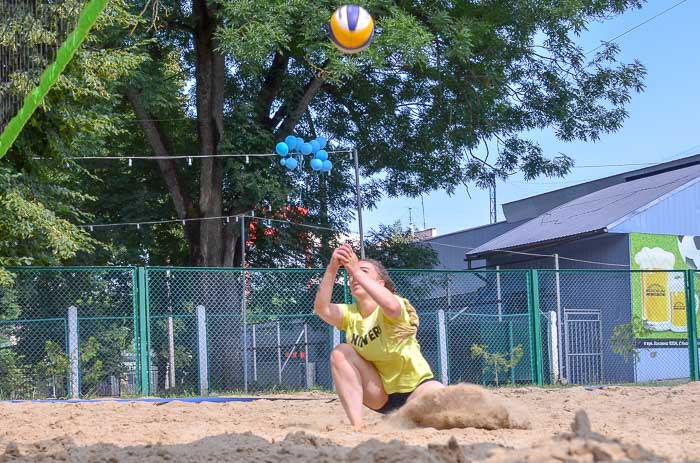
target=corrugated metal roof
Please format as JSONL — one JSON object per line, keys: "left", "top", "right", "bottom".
{"left": 423, "top": 220, "right": 526, "bottom": 269}
{"left": 501, "top": 154, "right": 700, "bottom": 223}
{"left": 468, "top": 163, "right": 700, "bottom": 256}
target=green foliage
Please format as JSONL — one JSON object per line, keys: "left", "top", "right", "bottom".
{"left": 2, "top": 0, "right": 151, "bottom": 267}
{"left": 471, "top": 343, "right": 524, "bottom": 386}
{"left": 611, "top": 316, "right": 651, "bottom": 364}
{"left": 78, "top": 325, "right": 132, "bottom": 396}
{"left": 213, "top": 0, "right": 645, "bottom": 193}
{"left": 365, "top": 221, "right": 438, "bottom": 269}
{"left": 0, "top": 278, "right": 20, "bottom": 322}
{"left": 3, "top": 0, "right": 647, "bottom": 268}
{"left": 34, "top": 340, "right": 70, "bottom": 398}
{"left": 36, "top": 340, "right": 69, "bottom": 381}
{"left": 80, "top": 336, "right": 104, "bottom": 391}
{"left": 0, "top": 168, "right": 97, "bottom": 267}
{"left": 0, "top": 349, "right": 25, "bottom": 399}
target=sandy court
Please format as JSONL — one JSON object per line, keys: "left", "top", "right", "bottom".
{"left": 0, "top": 382, "right": 698, "bottom": 462}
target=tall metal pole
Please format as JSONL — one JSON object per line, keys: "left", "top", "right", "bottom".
{"left": 554, "top": 253, "right": 564, "bottom": 383}
{"left": 353, "top": 148, "right": 365, "bottom": 259}
{"left": 489, "top": 184, "right": 497, "bottom": 224}
{"left": 241, "top": 215, "right": 249, "bottom": 393}
{"left": 496, "top": 265, "right": 503, "bottom": 322}
{"left": 166, "top": 268, "right": 175, "bottom": 390}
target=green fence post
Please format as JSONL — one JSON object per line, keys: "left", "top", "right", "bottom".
{"left": 137, "top": 267, "right": 150, "bottom": 395}
{"left": 527, "top": 270, "right": 544, "bottom": 386}
{"left": 131, "top": 267, "right": 140, "bottom": 397}
{"left": 686, "top": 270, "right": 699, "bottom": 381}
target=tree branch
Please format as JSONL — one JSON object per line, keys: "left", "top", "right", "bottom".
{"left": 277, "top": 63, "right": 329, "bottom": 137}
{"left": 257, "top": 51, "right": 289, "bottom": 128}
{"left": 124, "top": 88, "right": 197, "bottom": 221}
{"left": 166, "top": 19, "right": 195, "bottom": 34}
{"left": 269, "top": 103, "right": 287, "bottom": 129}
{"left": 306, "top": 109, "right": 317, "bottom": 138}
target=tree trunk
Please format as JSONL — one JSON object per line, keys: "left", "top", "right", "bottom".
{"left": 193, "top": 0, "right": 226, "bottom": 268}
{"left": 155, "top": 353, "right": 167, "bottom": 394}
{"left": 223, "top": 222, "right": 243, "bottom": 267}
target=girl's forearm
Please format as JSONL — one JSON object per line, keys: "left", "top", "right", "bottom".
{"left": 347, "top": 267, "right": 401, "bottom": 317}
{"left": 314, "top": 265, "right": 339, "bottom": 316}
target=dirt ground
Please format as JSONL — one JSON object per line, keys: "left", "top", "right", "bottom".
{"left": 1, "top": 382, "right": 698, "bottom": 462}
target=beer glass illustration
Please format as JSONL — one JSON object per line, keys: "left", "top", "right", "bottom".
{"left": 635, "top": 247, "right": 675, "bottom": 331}
{"left": 669, "top": 272, "right": 687, "bottom": 332}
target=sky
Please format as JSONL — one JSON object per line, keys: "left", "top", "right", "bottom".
{"left": 349, "top": 0, "right": 700, "bottom": 238}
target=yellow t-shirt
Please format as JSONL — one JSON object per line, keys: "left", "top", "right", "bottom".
{"left": 336, "top": 295, "right": 433, "bottom": 394}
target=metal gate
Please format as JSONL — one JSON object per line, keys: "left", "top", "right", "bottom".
{"left": 563, "top": 308, "right": 603, "bottom": 384}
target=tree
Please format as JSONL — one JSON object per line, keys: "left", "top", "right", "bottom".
{"left": 471, "top": 343, "right": 524, "bottom": 386}
{"left": 365, "top": 221, "right": 438, "bottom": 269}
{"left": 59, "top": 0, "right": 646, "bottom": 268}
{"left": 1, "top": 0, "right": 146, "bottom": 273}
{"left": 0, "top": 167, "right": 96, "bottom": 276}
{"left": 35, "top": 340, "right": 70, "bottom": 398}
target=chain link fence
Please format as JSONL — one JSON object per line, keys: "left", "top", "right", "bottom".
{"left": 1, "top": 266, "right": 700, "bottom": 398}
{"left": 390, "top": 270, "right": 534, "bottom": 386}
{"left": 0, "top": 267, "right": 139, "bottom": 399}
{"left": 537, "top": 270, "right": 700, "bottom": 385}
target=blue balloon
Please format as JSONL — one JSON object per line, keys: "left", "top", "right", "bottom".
{"left": 321, "top": 160, "right": 333, "bottom": 172}
{"left": 295, "top": 137, "right": 305, "bottom": 151}
{"left": 285, "top": 157, "right": 298, "bottom": 170}
{"left": 280, "top": 157, "right": 288, "bottom": 167}
{"left": 317, "top": 136, "right": 327, "bottom": 149}
{"left": 310, "top": 158, "right": 323, "bottom": 171}
{"left": 315, "top": 149, "right": 328, "bottom": 161}
{"left": 310, "top": 140, "right": 320, "bottom": 153}
{"left": 300, "top": 143, "right": 313, "bottom": 155}
{"left": 285, "top": 135, "right": 295, "bottom": 148}
{"left": 276, "top": 142, "right": 289, "bottom": 156}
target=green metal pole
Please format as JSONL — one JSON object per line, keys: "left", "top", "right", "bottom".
{"left": 131, "top": 267, "right": 139, "bottom": 396}
{"left": 0, "top": 0, "right": 109, "bottom": 158}
{"left": 137, "top": 267, "right": 150, "bottom": 395}
{"left": 686, "top": 270, "right": 699, "bottom": 381}
{"left": 144, "top": 267, "right": 152, "bottom": 395}
{"left": 527, "top": 270, "right": 544, "bottom": 386}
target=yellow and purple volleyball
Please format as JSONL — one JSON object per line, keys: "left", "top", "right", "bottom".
{"left": 328, "top": 5, "right": 374, "bottom": 54}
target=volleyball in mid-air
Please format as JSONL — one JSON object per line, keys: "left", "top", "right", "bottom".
{"left": 328, "top": 5, "right": 374, "bottom": 54}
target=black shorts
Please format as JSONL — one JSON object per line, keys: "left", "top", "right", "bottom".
{"left": 370, "top": 378, "right": 439, "bottom": 415}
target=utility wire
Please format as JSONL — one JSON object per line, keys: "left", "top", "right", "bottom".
{"left": 585, "top": 0, "right": 690, "bottom": 55}
{"left": 80, "top": 212, "right": 355, "bottom": 234}
{"left": 422, "top": 239, "right": 629, "bottom": 267}
{"left": 79, "top": 211, "right": 628, "bottom": 268}
{"left": 34, "top": 150, "right": 352, "bottom": 162}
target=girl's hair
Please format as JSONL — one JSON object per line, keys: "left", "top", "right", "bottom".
{"left": 363, "top": 258, "right": 396, "bottom": 293}
{"left": 363, "top": 258, "right": 419, "bottom": 341}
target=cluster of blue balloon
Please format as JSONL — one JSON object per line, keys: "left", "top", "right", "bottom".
{"left": 276, "top": 135, "right": 333, "bottom": 172}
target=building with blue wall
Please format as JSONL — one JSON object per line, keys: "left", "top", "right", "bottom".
{"left": 422, "top": 155, "right": 700, "bottom": 385}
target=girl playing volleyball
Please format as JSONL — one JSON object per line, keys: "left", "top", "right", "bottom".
{"left": 314, "top": 243, "right": 444, "bottom": 428}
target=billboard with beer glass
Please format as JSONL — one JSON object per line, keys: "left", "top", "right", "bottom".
{"left": 630, "top": 233, "right": 700, "bottom": 345}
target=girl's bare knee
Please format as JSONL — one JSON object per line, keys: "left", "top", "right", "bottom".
{"left": 330, "top": 343, "right": 355, "bottom": 367}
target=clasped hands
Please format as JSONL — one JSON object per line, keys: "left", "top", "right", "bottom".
{"left": 330, "top": 243, "right": 360, "bottom": 273}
